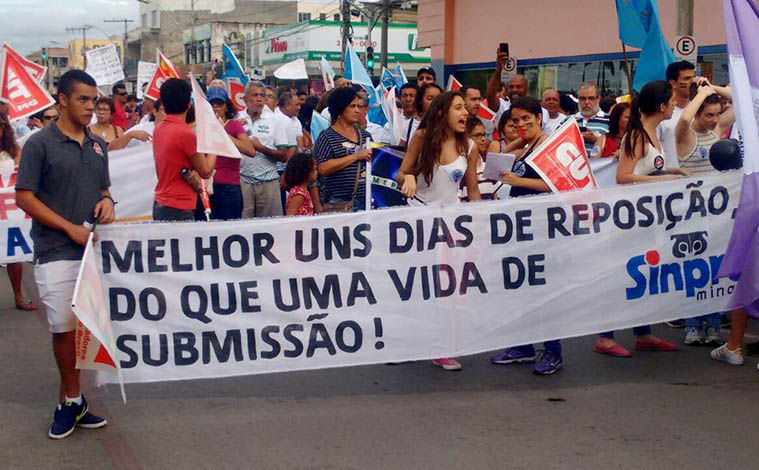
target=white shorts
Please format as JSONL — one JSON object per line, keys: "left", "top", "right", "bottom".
{"left": 34, "top": 260, "right": 80, "bottom": 333}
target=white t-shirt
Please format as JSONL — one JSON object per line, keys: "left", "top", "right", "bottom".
{"left": 365, "top": 121, "right": 390, "bottom": 144}
{"left": 543, "top": 113, "right": 567, "bottom": 135}
{"left": 656, "top": 104, "right": 685, "bottom": 169}
{"left": 240, "top": 110, "right": 289, "bottom": 183}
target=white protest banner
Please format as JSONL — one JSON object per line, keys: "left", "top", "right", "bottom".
{"left": 525, "top": 118, "right": 598, "bottom": 192}
{"left": 2, "top": 44, "right": 46, "bottom": 83}
{"left": 274, "top": 58, "right": 309, "bottom": 80}
{"left": 136, "top": 61, "right": 158, "bottom": 100}
{"left": 589, "top": 158, "right": 619, "bottom": 189}
{"left": 0, "top": 50, "right": 56, "bottom": 122}
{"left": 191, "top": 74, "right": 242, "bottom": 159}
{"left": 92, "top": 172, "right": 741, "bottom": 384}
{"left": 0, "top": 144, "right": 157, "bottom": 263}
{"left": 85, "top": 45, "right": 125, "bottom": 87}
{"left": 72, "top": 232, "right": 126, "bottom": 402}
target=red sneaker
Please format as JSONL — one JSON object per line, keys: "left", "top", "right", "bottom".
{"left": 594, "top": 341, "right": 632, "bottom": 357}
{"left": 635, "top": 339, "right": 679, "bottom": 352}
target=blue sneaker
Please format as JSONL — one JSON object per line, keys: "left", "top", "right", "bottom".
{"left": 77, "top": 411, "right": 107, "bottom": 429}
{"left": 533, "top": 350, "right": 563, "bottom": 375}
{"left": 490, "top": 347, "right": 537, "bottom": 365}
{"left": 667, "top": 319, "right": 686, "bottom": 328}
{"left": 48, "top": 397, "right": 88, "bottom": 439}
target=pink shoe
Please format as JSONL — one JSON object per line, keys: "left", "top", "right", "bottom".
{"left": 635, "top": 339, "right": 679, "bottom": 352}
{"left": 432, "top": 358, "right": 462, "bottom": 371}
{"left": 593, "top": 340, "right": 632, "bottom": 357}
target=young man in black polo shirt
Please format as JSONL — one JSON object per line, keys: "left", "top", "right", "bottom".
{"left": 16, "top": 70, "right": 115, "bottom": 439}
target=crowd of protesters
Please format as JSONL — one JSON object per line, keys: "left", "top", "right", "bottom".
{"left": 0, "top": 49, "right": 752, "bottom": 440}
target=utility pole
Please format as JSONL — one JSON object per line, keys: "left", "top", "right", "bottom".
{"left": 105, "top": 18, "right": 134, "bottom": 76}
{"left": 66, "top": 25, "right": 92, "bottom": 69}
{"left": 190, "top": 0, "right": 197, "bottom": 65}
{"left": 341, "top": 0, "right": 351, "bottom": 60}
{"left": 676, "top": 0, "right": 694, "bottom": 36}
{"left": 380, "top": 0, "right": 389, "bottom": 70}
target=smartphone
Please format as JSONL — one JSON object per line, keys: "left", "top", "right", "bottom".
{"left": 499, "top": 42, "right": 509, "bottom": 56}
{"left": 579, "top": 126, "right": 588, "bottom": 132}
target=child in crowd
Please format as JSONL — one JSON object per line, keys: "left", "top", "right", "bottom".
{"left": 285, "top": 153, "right": 317, "bottom": 216}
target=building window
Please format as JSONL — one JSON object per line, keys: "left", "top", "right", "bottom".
{"left": 151, "top": 10, "right": 158, "bottom": 27}
{"left": 320, "top": 13, "right": 326, "bottom": 20}
{"left": 334, "top": 14, "right": 340, "bottom": 21}
{"left": 141, "top": 14, "right": 147, "bottom": 28}
{"left": 298, "top": 12, "right": 311, "bottom": 22}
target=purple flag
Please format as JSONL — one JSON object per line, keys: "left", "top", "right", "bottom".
{"left": 719, "top": 0, "right": 759, "bottom": 317}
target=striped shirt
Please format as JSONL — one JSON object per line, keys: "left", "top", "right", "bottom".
{"left": 679, "top": 125, "right": 719, "bottom": 175}
{"left": 314, "top": 127, "right": 372, "bottom": 202}
{"left": 575, "top": 110, "right": 610, "bottom": 155}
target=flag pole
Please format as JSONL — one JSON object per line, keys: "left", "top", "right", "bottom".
{"left": 621, "top": 42, "right": 634, "bottom": 95}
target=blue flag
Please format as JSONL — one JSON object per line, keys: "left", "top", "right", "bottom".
{"left": 381, "top": 68, "right": 396, "bottom": 90}
{"left": 615, "top": 0, "right": 675, "bottom": 91}
{"left": 395, "top": 63, "right": 408, "bottom": 86}
{"left": 344, "top": 44, "right": 386, "bottom": 126}
{"left": 222, "top": 44, "right": 249, "bottom": 86}
{"left": 371, "top": 146, "right": 407, "bottom": 208}
{"left": 310, "top": 110, "right": 331, "bottom": 144}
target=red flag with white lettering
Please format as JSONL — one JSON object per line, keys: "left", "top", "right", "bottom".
{"left": 477, "top": 101, "right": 496, "bottom": 122}
{"left": 226, "top": 77, "right": 246, "bottom": 113}
{"left": 2, "top": 44, "right": 46, "bottom": 83}
{"left": 446, "top": 74, "right": 462, "bottom": 92}
{"left": 524, "top": 118, "right": 598, "bottom": 193}
{"left": 0, "top": 51, "right": 55, "bottom": 122}
{"left": 144, "top": 50, "right": 181, "bottom": 101}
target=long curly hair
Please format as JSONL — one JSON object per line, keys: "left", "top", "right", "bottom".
{"left": 284, "top": 152, "right": 315, "bottom": 189}
{"left": 413, "top": 91, "right": 468, "bottom": 185}
{"left": 0, "top": 112, "right": 19, "bottom": 157}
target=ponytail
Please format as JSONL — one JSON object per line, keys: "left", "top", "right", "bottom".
{"left": 623, "top": 80, "right": 672, "bottom": 159}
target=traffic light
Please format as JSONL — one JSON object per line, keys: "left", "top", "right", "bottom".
{"left": 41, "top": 47, "right": 47, "bottom": 61}
{"left": 366, "top": 46, "right": 374, "bottom": 69}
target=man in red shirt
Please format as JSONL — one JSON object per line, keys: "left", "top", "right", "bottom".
{"left": 111, "top": 83, "right": 129, "bottom": 128}
{"left": 152, "top": 78, "right": 216, "bottom": 221}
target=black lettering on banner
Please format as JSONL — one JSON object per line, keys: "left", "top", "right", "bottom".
{"left": 117, "top": 334, "right": 138, "bottom": 368}
{"left": 139, "top": 287, "right": 166, "bottom": 321}
{"left": 547, "top": 207, "right": 570, "bottom": 239}
{"left": 181, "top": 285, "right": 211, "bottom": 324}
{"left": 295, "top": 229, "right": 319, "bottom": 262}
{"left": 239, "top": 280, "right": 261, "bottom": 313}
{"left": 415, "top": 219, "right": 424, "bottom": 252}
{"left": 460, "top": 262, "right": 488, "bottom": 294}
{"left": 664, "top": 193, "right": 683, "bottom": 230}
{"left": 528, "top": 254, "right": 547, "bottom": 286}
{"left": 335, "top": 320, "right": 362, "bottom": 353}
{"left": 655, "top": 195, "right": 665, "bottom": 225}
{"left": 261, "top": 325, "right": 281, "bottom": 359}
{"left": 592, "top": 202, "right": 611, "bottom": 232}
{"left": 147, "top": 239, "right": 168, "bottom": 272}
{"left": 454, "top": 216, "right": 473, "bottom": 247}
{"left": 303, "top": 275, "right": 342, "bottom": 309}
{"left": 613, "top": 200, "right": 635, "bottom": 230}
{"left": 572, "top": 204, "right": 590, "bottom": 235}
{"left": 202, "top": 330, "right": 243, "bottom": 364}
{"left": 516, "top": 210, "right": 533, "bottom": 241}
{"left": 170, "top": 239, "right": 192, "bottom": 271}
{"left": 685, "top": 188, "right": 707, "bottom": 220}
{"left": 432, "top": 264, "right": 456, "bottom": 297}
{"left": 388, "top": 267, "right": 415, "bottom": 301}
{"left": 142, "top": 334, "right": 168, "bottom": 366}
{"left": 246, "top": 328, "right": 257, "bottom": 360}
{"left": 102, "top": 240, "right": 143, "bottom": 273}
{"left": 708, "top": 186, "right": 729, "bottom": 215}
{"left": 210, "top": 283, "right": 237, "bottom": 315}
{"left": 420, "top": 266, "right": 431, "bottom": 299}
{"left": 273, "top": 279, "right": 300, "bottom": 312}
{"left": 346, "top": 272, "right": 377, "bottom": 306}
{"left": 173, "top": 332, "right": 198, "bottom": 366}
{"left": 253, "top": 233, "right": 279, "bottom": 265}
{"left": 502, "top": 255, "right": 546, "bottom": 289}
{"left": 324, "top": 227, "right": 351, "bottom": 260}
{"left": 307, "top": 323, "right": 337, "bottom": 357}
{"left": 195, "top": 236, "right": 220, "bottom": 270}
{"left": 490, "top": 213, "right": 513, "bottom": 245}
{"left": 389, "top": 221, "right": 413, "bottom": 253}
{"left": 353, "top": 223, "right": 372, "bottom": 257}
{"left": 635, "top": 197, "right": 654, "bottom": 228}
{"left": 283, "top": 324, "right": 304, "bottom": 357}
{"left": 428, "top": 218, "right": 455, "bottom": 250}
{"left": 110, "top": 287, "right": 136, "bottom": 321}
{"left": 222, "top": 235, "right": 249, "bottom": 268}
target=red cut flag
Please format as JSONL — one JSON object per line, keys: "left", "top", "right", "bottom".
{"left": 227, "top": 77, "right": 247, "bottom": 113}
{"left": 144, "top": 50, "right": 181, "bottom": 101}
{"left": 477, "top": 101, "right": 496, "bottom": 122}
{"left": 524, "top": 118, "right": 598, "bottom": 193}
{"left": 446, "top": 74, "right": 462, "bottom": 92}
{"left": 0, "top": 51, "right": 56, "bottom": 121}
{"left": 2, "top": 44, "right": 46, "bottom": 83}
{"left": 191, "top": 74, "right": 241, "bottom": 159}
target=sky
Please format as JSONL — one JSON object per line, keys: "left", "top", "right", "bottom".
{"left": 0, "top": 0, "right": 140, "bottom": 55}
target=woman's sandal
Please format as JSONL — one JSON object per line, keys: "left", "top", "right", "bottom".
{"left": 15, "top": 300, "right": 37, "bottom": 311}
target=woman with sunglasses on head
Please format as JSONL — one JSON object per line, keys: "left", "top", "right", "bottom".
{"left": 396, "top": 91, "right": 481, "bottom": 372}
{"left": 0, "top": 111, "right": 37, "bottom": 311}
{"left": 490, "top": 96, "right": 563, "bottom": 375}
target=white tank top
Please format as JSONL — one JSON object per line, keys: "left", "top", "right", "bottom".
{"left": 633, "top": 141, "right": 667, "bottom": 176}
{"left": 410, "top": 140, "right": 473, "bottom": 207}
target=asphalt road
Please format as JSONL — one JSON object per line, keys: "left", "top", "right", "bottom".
{"left": 1, "top": 263, "right": 758, "bottom": 470}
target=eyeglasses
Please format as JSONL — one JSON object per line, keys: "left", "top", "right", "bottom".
{"left": 43, "top": 115, "right": 56, "bottom": 121}
{"left": 469, "top": 132, "right": 487, "bottom": 139}
{"left": 115, "top": 92, "right": 128, "bottom": 96}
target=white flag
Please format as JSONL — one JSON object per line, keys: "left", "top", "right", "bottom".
{"left": 190, "top": 74, "right": 242, "bottom": 159}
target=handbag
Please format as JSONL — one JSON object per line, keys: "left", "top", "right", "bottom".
{"left": 322, "top": 127, "right": 364, "bottom": 213}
